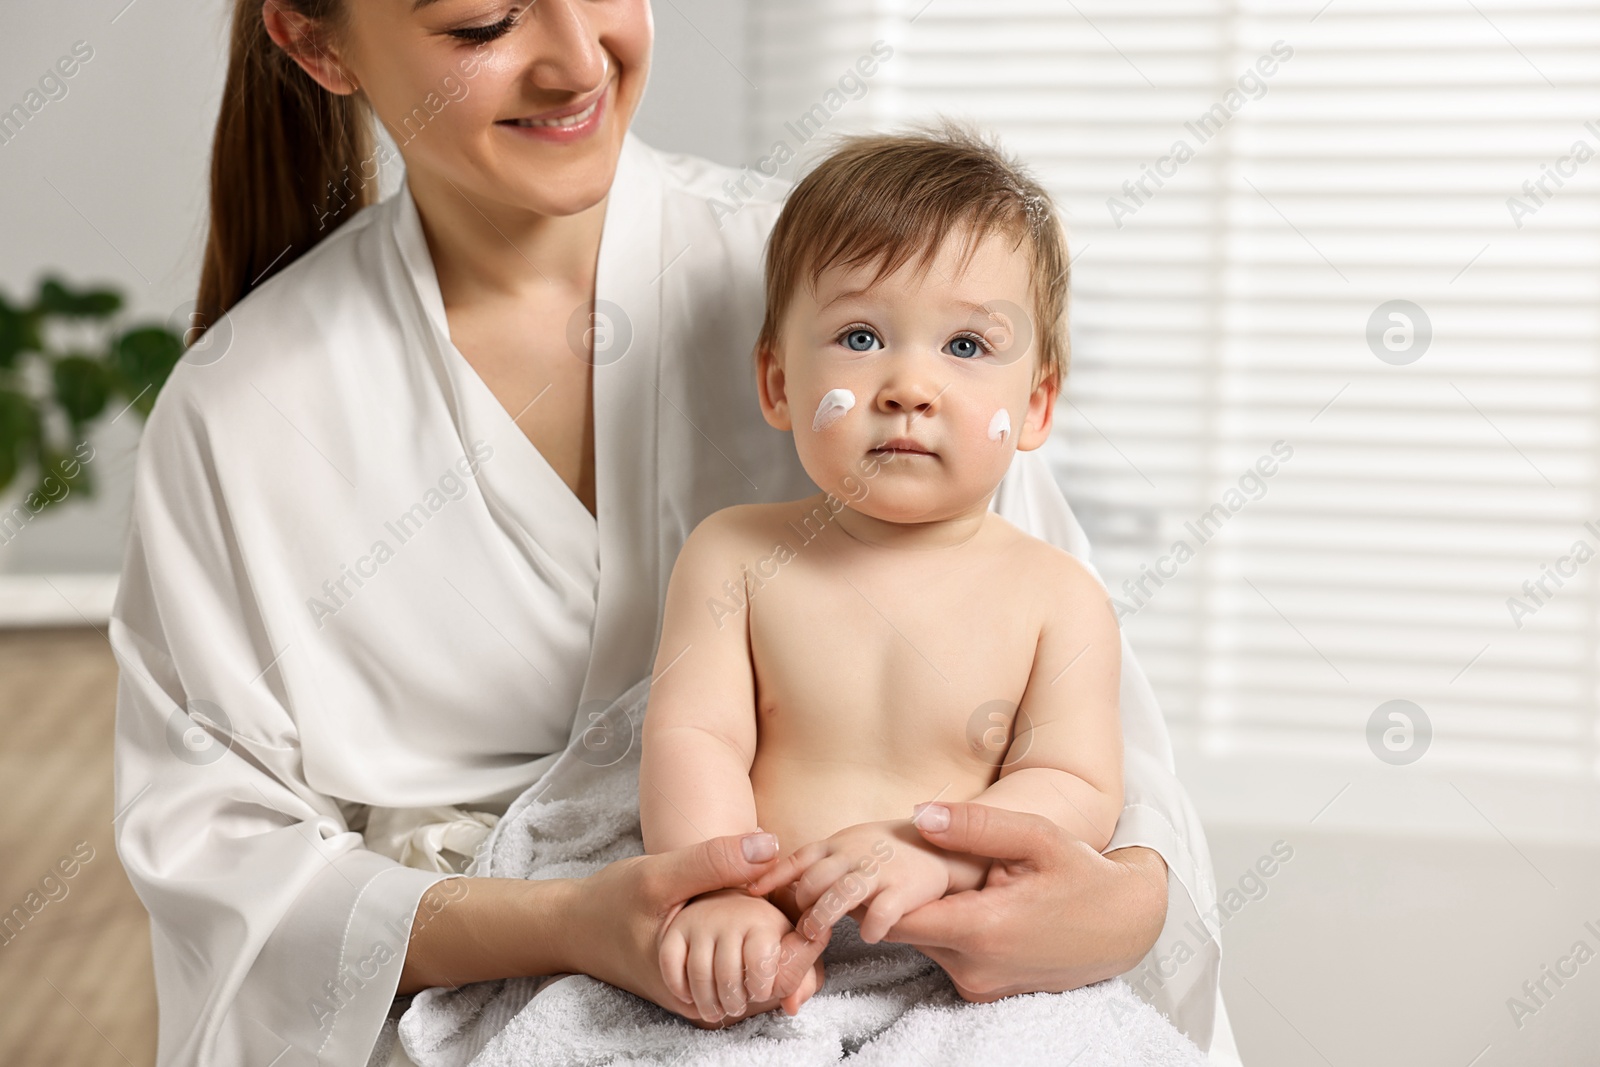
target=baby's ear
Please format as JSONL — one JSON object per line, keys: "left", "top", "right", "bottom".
{"left": 756, "top": 341, "right": 793, "bottom": 432}
{"left": 1015, "top": 370, "right": 1059, "bottom": 451}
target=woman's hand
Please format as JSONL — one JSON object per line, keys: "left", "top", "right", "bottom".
{"left": 875, "top": 802, "right": 1168, "bottom": 1002}
{"left": 563, "top": 831, "right": 833, "bottom": 1026}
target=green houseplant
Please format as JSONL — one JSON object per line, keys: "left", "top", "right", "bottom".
{"left": 0, "top": 276, "right": 184, "bottom": 514}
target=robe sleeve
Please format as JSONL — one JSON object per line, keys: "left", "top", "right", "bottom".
{"left": 109, "top": 385, "right": 457, "bottom": 1067}
{"left": 993, "top": 447, "right": 1223, "bottom": 1051}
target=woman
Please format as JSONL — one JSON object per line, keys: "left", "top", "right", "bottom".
{"left": 109, "top": 1, "right": 1238, "bottom": 1064}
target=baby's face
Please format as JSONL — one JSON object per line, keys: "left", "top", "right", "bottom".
{"left": 759, "top": 227, "right": 1057, "bottom": 525}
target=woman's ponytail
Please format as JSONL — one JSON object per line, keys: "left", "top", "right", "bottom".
{"left": 195, "top": 0, "right": 372, "bottom": 330}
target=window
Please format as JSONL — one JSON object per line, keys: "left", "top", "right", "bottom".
{"left": 748, "top": 0, "right": 1600, "bottom": 800}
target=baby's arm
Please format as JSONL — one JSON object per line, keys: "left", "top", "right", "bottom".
{"left": 965, "top": 548, "right": 1125, "bottom": 866}
{"left": 640, "top": 510, "right": 813, "bottom": 1015}
{"left": 640, "top": 508, "right": 764, "bottom": 854}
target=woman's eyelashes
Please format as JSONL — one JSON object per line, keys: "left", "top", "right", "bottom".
{"left": 832, "top": 325, "right": 993, "bottom": 359}
{"left": 447, "top": 7, "right": 523, "bottom": 43}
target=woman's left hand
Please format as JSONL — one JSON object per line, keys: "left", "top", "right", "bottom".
{"left": 872, "top": 801, "right": 1169, "bottom": 1002}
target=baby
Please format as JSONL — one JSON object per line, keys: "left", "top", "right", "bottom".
{"left": 638, "top": 127, "right": 1124, "bottom": 1025}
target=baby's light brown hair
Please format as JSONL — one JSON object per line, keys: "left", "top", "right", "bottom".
{"left": 758, "top": 123, "right": 1070, "bottom": 389}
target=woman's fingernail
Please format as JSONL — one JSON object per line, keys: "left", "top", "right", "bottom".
{"left": 742, "top": 832, "right": 778, "bottom": 861}
{"left": 913, "top": 803, "right": 950, "bottom": 831}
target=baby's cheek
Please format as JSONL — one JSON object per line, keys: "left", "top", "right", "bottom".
{"left": 811, "top": 388, "right": 856, "bottom": 431}
{"left": 794, "top": 426, "right": 868, "bottom": 497}
{"left": 954, "top": 405, "right": 1019, "bottom": 484}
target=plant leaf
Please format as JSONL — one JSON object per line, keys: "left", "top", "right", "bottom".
{"left": 37, "top": 277, "right": 76, "bottom": 315}
{"left": 0, "top": 389, "right": 40, "bottom": 497}
{"left": 32, "top": 445, "right": 94, "bottom": 505}
{"left": 36, "top": 276, "right": 124, "bottom": 319}
{"left": 0, "top": 389, "right": 39, "bottom": 453}
{"left": 114, "top": 327, "right": 184, "bottom": 416}
{"left": 53, "top": 355, "right": 113, "bottom": 427}
{"left": 77, "top": 289, "right": 123, "bottom": 317}
{"left": 0, "top": 299, "right": 33, "bottom": 369}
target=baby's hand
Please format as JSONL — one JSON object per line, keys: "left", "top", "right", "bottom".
{"left": 748, "top": 819, "right": 982, "bottom": 944}
{"left": 660, "top": 887, "right": 803, "bottom": 1023}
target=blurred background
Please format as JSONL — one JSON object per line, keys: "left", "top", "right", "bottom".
{"left": 3, "top": 1, "right": 1599, "bottom": 1064}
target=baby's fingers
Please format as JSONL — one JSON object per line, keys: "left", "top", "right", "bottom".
{"left": 687, "top": 934, "right": 722, "bottom": 1022}
{"left": 744, "top": 842, "right": 828, "bottom": 897}
{"left": 714, "top": 932, "right": 750, "bottom": 1020}
{"left": 779, "top": 956, "right": 827, "bottom": 1016}
{"left": 795, "top": 865, "right": 877, "bottom": 939}
{"left": 792, "top": 854, "right": 863, "bottom": 914}
{"left": 743, "top": 929, "right": 781, "bottom": 1004}
{"left": 790, "top": 870, "right": 870, "bottom": 940}
{"left": 858, "top": 888, "right": 915, "bottom": 944}
{"left": 772, "top": 925, "right": 831, "bottom": 1004}
{"left": 659, "top": 928, "right": 694, "bottom": 1007}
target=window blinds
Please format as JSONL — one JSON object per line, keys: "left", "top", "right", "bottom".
{"left": 747, "top": 0, "right": 1600, "bottom": 779}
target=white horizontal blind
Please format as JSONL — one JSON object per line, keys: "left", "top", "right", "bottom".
{"left": 749, "top": 0, "right": 1600, "bottom": 777}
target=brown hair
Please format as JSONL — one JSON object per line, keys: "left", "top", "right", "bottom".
{"left": 195, "top": 0, "right": 373, "bottom": 333}
{"left": 758, "top": 123, "right": 1071, "bottom": 388}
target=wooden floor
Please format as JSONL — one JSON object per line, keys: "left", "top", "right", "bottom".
{"left": 0, "top": 628, "right": 158, "bottom": 1066}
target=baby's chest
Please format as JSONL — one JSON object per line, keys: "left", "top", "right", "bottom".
{"left": 746, "top": 569, "right": 1042, "bottom": 762}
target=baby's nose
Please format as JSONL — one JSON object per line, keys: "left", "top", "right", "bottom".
{"left": 878, "top": 377, "right": 948, "bottom": 418}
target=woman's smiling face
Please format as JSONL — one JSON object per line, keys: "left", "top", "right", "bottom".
{"left": 334, "top": 0, "right": 652, "bottom": 216}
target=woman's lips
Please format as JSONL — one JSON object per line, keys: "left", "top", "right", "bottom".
{"left": 497, "top": 82, "right": 609, "bottom": 143}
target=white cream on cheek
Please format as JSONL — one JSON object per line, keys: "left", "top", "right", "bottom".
{"left": 812, "top": 388, "right": 856, "bottom": 431}
{"left": 988, "top": 408, "right": 1011, "bottom": 442}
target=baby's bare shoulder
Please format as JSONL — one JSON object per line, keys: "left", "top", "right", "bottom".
{"left": 984, "top": 515, "right": 1107, "bottom": 602}
{"left": 983, "top": 519, "right": 1119, "bottom": 657}
{"left": 682, "top": 497, "right": 828, "bottom": 561}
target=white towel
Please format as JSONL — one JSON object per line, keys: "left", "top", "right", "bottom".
{"left": 388, "top": 678, "right": 1208, "bottom": 1067}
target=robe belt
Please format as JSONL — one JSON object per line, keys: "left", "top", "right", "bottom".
{"left": 362, "top": 804, "right": 502, "bottom": 874}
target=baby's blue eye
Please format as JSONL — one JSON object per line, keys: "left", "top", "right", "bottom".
{"left": 945, "top": 335, "right": 985, "bottom": 359}
{"left": 843, "top": 328, "right": 880, "bottom": 352}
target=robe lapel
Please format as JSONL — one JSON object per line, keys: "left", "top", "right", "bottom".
{"left": 389, "top": 142, "right": 663, "bottom": 732}
{"left": 577, "top": 134, "right": 665, "bottom": 718}
{"left": 391, "top": 187, "right": 602, "bottom": 603}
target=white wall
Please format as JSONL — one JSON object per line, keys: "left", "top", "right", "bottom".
{"left": 634, "top": 0, "right": 748, "bottom": 167}
{"left": 1210, "top": 825, "right": 1600, "bottom": 1066}
{"left": 0, "top": 0, "right": 230, "bottom": 576}
{"left": 0, "top": 0, "right": 747, "bottom": 582}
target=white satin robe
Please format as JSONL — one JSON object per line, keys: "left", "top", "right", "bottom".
{"left": 109, "top": 133, "right": 1237, "bottom": 1066}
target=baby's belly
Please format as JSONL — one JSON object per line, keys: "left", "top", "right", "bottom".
{"left": 749, "top": 749, "right": 995, "bottom": 863}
